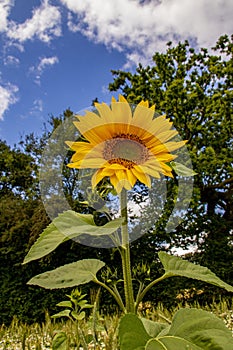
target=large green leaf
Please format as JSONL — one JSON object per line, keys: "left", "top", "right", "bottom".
{"left": 168, "top": 308, "right": 233, "bottom": 350}
{"left": 158, "top": 251, "right": 233, "bottom": 292}
{"left": 27, "top": 259, "right": 105, "bottom": 289}
{"left": 23, "top": 210, "right": 122, "bottom": 264}
{"left": 118, "top": 313, "right": 150, "bottom": 350}
{"left": 145, "top": 338, "right": 201, "bottom": 350}
{"left": 119, "top": 309, "right": 233, "bottom": 350}
{"left": 141, "top": 318, "right": 168, "bottom": 338}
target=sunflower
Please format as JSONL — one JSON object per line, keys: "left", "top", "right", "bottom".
{"left": 66, "top": 95, "right": 186, "bottom": 193}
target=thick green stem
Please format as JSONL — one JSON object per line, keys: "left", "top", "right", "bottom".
{"left": 120, "top": 189, "right": 135, "bottom": 313}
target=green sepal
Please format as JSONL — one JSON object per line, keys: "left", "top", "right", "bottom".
{"left": 170, "top": 161, "right": 197, "bottom": 176}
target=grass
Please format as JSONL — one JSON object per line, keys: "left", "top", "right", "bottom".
{"left": 0, "top": 301, "right": 232, "bottom": 349}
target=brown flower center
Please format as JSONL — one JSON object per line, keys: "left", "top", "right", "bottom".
{"left": 103, "top": 133, "right": 149, "bottom": 169}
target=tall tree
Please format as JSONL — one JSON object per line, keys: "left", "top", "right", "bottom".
{"left": 109, "top": 35, "right": 233, "bottom": 284}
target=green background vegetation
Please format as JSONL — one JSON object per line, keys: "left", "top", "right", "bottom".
{"left": 0, "top": 35, "right": 232, "bottom": 325}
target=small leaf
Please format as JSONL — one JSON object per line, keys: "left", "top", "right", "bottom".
{"left": 52, "top": 331, "right": 67, "bottom": 350}
{"left": 51, "top": 309, "right": 71, "bottom": 319}
{"left": 158, "top": 252, "right": 233, "bottom": 292}
{"left": 27, "top": 259, "right": 105, "bottom": 289}
{"left": 170, "top": 161, "right": 197, "bottom": 176}
{"left": 23, "top": 210, "right": 122, "bottom": 264}
{"left": 77, "top": 299, "right": 88, "bottom": 306}
{"left": 71, "top": 310, "right": 85, "bottom": 321}
{"left": 81, "top": 304, "right": 93, "bottom": 309}
{"left": 56, "top": 301, "right": 72, "bottom": 308}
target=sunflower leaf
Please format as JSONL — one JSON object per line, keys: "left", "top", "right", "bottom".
{"left": 158, "top": 252, "right": 233, "bottom": 292}
{"left": 27, "top": 259, "right": 105, "bottom": 289}
{"left": 119, "top": 309, "right": 233, "bottom": 350}
{"left": 23, "top": 210, "right": 122, "bottom": 264}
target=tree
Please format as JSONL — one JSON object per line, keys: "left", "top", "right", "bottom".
{"left": 109, "top": 35, "right": 233, "bottom": 288}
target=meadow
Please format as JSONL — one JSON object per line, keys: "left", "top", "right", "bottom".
{"left": 1, "top": 300, "right": 232, "bottom": 350}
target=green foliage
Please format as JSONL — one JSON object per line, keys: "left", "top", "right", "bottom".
{"left": 28, "top": 259, "right": 105, "bottom": 289}
{"left": 0, "top": 140, "right": 36, "bottom": 197}
{"left": 119, "top": 309, "right": 233, "bottom": 350}
{"left": 51, "top": 289, "right": 94, "bottom": 350}
{"left": 0, "top": 302, "right": 232, "bottom": 349}
{"left": 1, "top": 35, "right": 233, "bottom": 326}
{"left": 23, "top": 210, "right": 122, "bottom": 264}
{"left": 52, "top": 332, "right": 67, "bottom": 350}
{"left": 158, "top": 252, "right": 233, "bottom": 292}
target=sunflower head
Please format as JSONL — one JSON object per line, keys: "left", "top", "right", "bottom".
{"left": 66, "top": 95, "right": 186, "bottom": 194}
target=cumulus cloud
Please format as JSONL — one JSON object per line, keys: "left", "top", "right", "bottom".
{"left": 6, "top": 0, "right": 61, "bottom": 43}
{"left": 61, "top": 0, "right": 233, "bottom": 66}
{"left": 30, "top": 56, "right": 59, "bottom": 85}
{"left": 0, "top": 83, "right": 18, "bottom": 120}
{"left": 0, "top": 0, "right": 13, "bottom": 33}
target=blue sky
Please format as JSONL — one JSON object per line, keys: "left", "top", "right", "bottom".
{"left": 0, "top": 0, "right": 232, "bottom": 146}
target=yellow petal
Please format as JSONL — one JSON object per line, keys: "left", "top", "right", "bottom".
{"left": 118, "top": 94, "right": 128, "bottom": 103}
{"left": 138, "top": 100, "right": 149, "bottom": 107}
{"left": 163, "top": 140, "right": 187, "bottom": 152}
{"left": 131, "top": 167, "right": 151, "bottom": 187}
{"left": 94, "top": 102, "right": 114, "bottom": 124}
{"left": 68, "top": 158, "right": 106, "bottom": 169}
{"left": 111, "top": 97, "right": 132, "bottom": 126}
{"left": 66, "top": 141, "right": 91, "bottom": 152}
{"left": 133, "top": 103, "right": 155, "bottom": 129}
{"left": 109, "top": 174, "right": 123, "bottom": 193}
{"left": 148, "top": 116, "right": 173, "bottom": 136}
{"left": 91, "top": 169, "right": 106, "bottom": 188}
{"left": 126, "top": 168, "right": 137, "bottom": 187}
{"left": 154, "top": 129, "right": 178, "bottom": 144}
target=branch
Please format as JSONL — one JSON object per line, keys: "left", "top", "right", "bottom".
{"left": 208, "top": 177, "right": 233, "bottom": 189}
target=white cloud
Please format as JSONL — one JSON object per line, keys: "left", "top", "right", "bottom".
{"left": 30, "top": 99, "right": 43, "bottom": 115}
{"left": 37, "top": 56, "right": 59, "bottom": 72}
{"left": 3, "top": 55, "right": 20, "bottom": 66}
{"left": 0, "top": 83, "right": 18, "bottom": 120}
{"left": 0, "top": 0, "right": 13, "bottom": 33}
{"left": 29, "top": 56, "right": 59, "bottom": 85}
{"left": 6, "top": 0, "right": 62, "bottom": 43}
{"left": 61, "top": 0, "right": 233, "bottom": 66}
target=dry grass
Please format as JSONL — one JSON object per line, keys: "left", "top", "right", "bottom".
{"left": 0, "top": 301, "right": 232, "bottom": 349}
